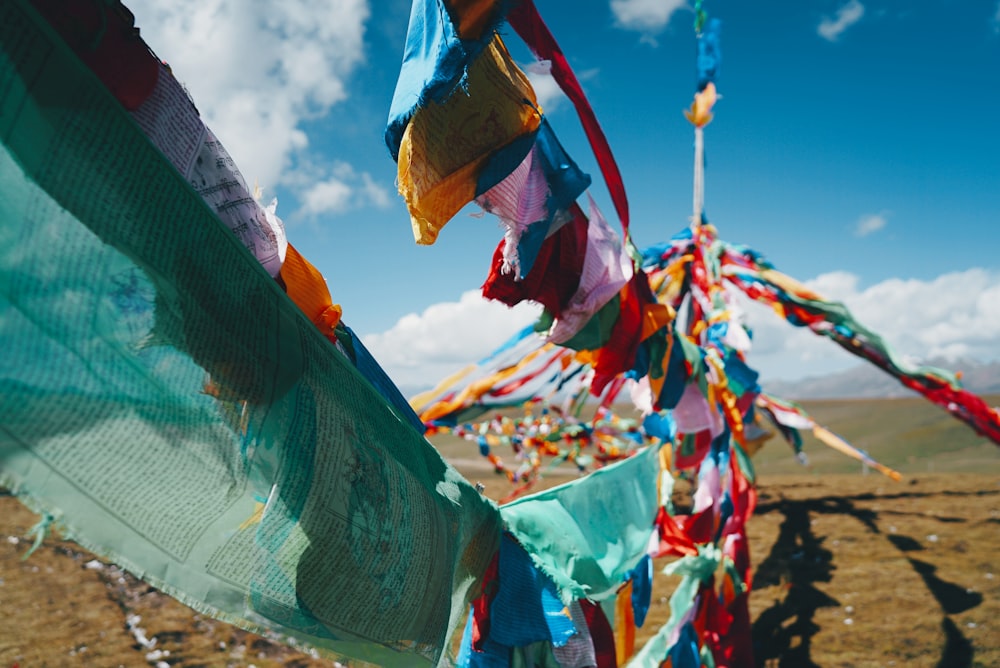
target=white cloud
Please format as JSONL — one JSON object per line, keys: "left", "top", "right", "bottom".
{"left": 818, "top": 0, "right": 866, "bottom": 41}
{"left": 129, "top": 0, "right": 378, "bottom": 212}
{"left": 738, "top": 268, "right": 1000, "bottom": 381}
{"left": 610, "top": 0, "right": 687, "bottom": 35}
{"left": 524, "top": 64, "right": 601, "bottom": 117}
{"left": 994, "top": 2, "right": 1000, "bottom": 33}
{"left": 293, "top": 162, "right": 392, "bottom": 216}
{"left": 524, "top": 61, "right": 565, "bottom": 114}
{"left": 300, "top": 178, "right": 353, "bottom": 216}
{"left": 363, "top": 268, "right": 1000, "bottom": 395}
{"left": 361, "top": 290, "right": 542, "bottom": 391}
{"left": 854, "top": 211, "right": 889, "bottom": 237}
{"left": 360, "top": 173, "right": 393, "bottom": 209}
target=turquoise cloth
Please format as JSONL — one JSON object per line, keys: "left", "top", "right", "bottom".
{"left": 0, "top": 4, "right": 501, "bottom": 665}
{"left": 500, "top": 446, "right": 661, "bottom": 603}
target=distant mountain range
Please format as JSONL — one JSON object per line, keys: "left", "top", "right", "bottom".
{"left": 762, "top": 358, "right": 1000, "bottom": 400}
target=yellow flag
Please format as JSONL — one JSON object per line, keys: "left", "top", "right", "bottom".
{"left": 397, "top": 35, "right": 542, "bottom": 244}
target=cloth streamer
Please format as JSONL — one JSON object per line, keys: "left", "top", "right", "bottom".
{"left": 396, "top": 34, "right": 541, "bottom": 244}
{"left": 500, "top": 446, "right": 661, "bottom": 603}
{"left": 0, "top": 6, "right": 500, "bottom": 664}
{"left": 507, "top": 0, "right": 630, "bottom": 231}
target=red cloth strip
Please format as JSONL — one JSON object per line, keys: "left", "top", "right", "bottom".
{"left": 482, "top": 202, "right": 588, "bottom": 315}
{"left": 507, "top": 0, "right": 630, "bottom": 231}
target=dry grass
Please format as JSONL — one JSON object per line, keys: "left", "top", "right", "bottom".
{"left": 2, "top": 473, "right": 997, "bottom": 667}
{"left": 1, "top": 396, "right": 998, "bottom": 666}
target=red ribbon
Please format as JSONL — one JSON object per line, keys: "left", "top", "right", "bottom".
{"left": 508, "top": 0, "right": 630, "bottom": 231}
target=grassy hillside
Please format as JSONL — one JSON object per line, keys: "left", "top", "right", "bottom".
{"left": 752, "top": 396, "right": 1000, "bottom": 477}
{"left": 2, "top": 396, "right": 997, "bottom": 667}
{"left": 428, "top": 395, "right": 1000, "bottom": 486}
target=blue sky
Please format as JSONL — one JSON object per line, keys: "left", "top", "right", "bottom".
{"left": 128, "top": 0, "right": 1000, "bottom": 393}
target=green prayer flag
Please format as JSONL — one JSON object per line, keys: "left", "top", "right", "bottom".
{"left": 0, "top": 3, "right": 500, "bottom": 665}
{"left": 500, "top": 445, "right": 661, "bottom": 603}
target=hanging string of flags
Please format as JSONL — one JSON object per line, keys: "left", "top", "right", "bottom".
{"left": 384, "top": 0, "right": 998, "bottom": 666}
{"left": 0, "top": 1, "right": 997, "bottom": 668}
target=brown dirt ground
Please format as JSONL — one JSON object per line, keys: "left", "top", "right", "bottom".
{"left": 1, "top": 473, "right": 998, "bottom": 667}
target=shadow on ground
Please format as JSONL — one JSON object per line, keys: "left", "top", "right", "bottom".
{"left": 751, "top": 490, "right": 985, "bottom": 668}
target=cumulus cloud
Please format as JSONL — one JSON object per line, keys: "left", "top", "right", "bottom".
{"left": 364, "top": 269, "right": 1000, "bottom": 395}
{"left": 736, "top": 268, "right": 1000, "bottom": 381}
{"left": 129, "top": 0, "right": 381, "bottom": 213}
{"left": 610, "top": 0, "right": 686, "bottom": 36}
{"left": 361, "top": 290, "right": 542, "bottom": 391}
{"left": 299, "top": 178, "right": 352, "bottom": 216}
{"left": 291, "top": 161, "right": 392, "bottom": 217}
{"left": 854, "top": 211, "right": 889, "bottom": 237}
{"left": 524, "top": 61, "right": 565, "bottom": 114}
{"left": 818, "top": 0, "right": 865, "bottom": 41}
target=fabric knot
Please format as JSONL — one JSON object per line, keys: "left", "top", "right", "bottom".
{"left": 316, "top": 304, "right": 342, "bottom": 331}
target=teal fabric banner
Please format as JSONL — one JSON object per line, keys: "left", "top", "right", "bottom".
{"left": 0, "top": 3, "right": 501, "bottom": 665}
{"left": 500, "top": 446, "right": 660, "bottom": 603}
